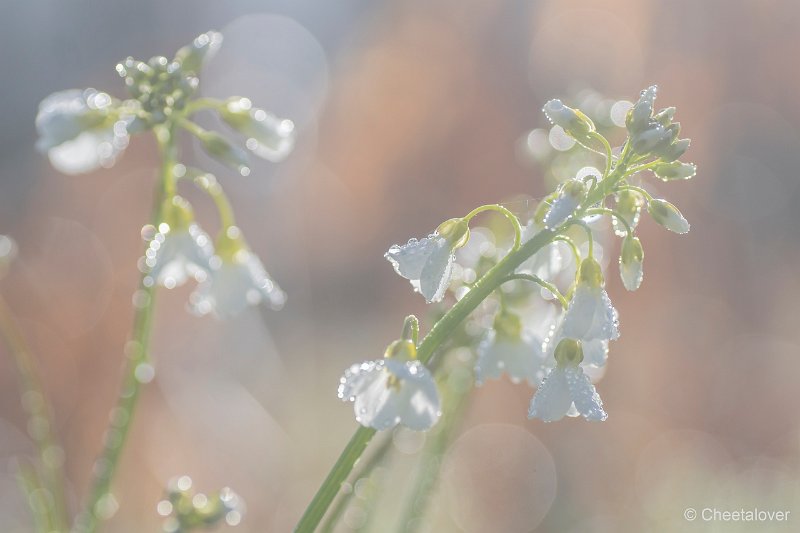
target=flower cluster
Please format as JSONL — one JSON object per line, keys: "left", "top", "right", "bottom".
{"left": 36, "top": 31, "right": 295, "bottom": 318}
{"left": 339, "top": 85, "right": 695, "bottom": 429}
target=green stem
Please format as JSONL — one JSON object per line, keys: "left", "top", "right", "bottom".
{"left": 501, "top": 273, "right": 568, "bottom": 309}
{"left": 0, "top": 294, "right": 68, "bottom": 531}
{"left": 463, "top": 204, "right": 522, "bottom": 251}
{"left": 553, "top": 235, "right": 581, "bottom": 266}
{"left": 191, "top": 172, "right": 237, "bottom": 228}
{"left": 183, "top": 97, "right": 224, "bottom": 116}
{"left": 295, "top": 153, "right": 636, "bottom": 533}
{"left": 77, "top": 126, "right": 176, "bottom": 533}
{"left": 589, "top": 132, "right": 613, "bottom": 178}
{"left": 586, "top": 207, "right": 633, "bottom": 236}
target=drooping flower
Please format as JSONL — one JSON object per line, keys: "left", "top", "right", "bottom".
{"left": 190, "top": 228, "right": 285, "bottom": 319}
{"left": 561, "top": 257, "right": 620, "bottom": 342}
{"left": 338, "top": 339, "right": 441, "bottom": 431}
{"left": 475, "top": 310, "right": 545, "bottom": 386}
{"left": 145, "top": 197, "right": 214, "bottom": 289}
{"left": 36, "top": 89, "right": 131, "bottom": 174}
{"left": 528, "top": 339, "right": 607, "bottom": 422}
{"left": 541, "top": 315, "right": 609, "bottom": 370}
{"left": 385, "top": 218, "right": 470, "bottom": 303}
{"left": 543, "top": 179, "right": 587, "bottom": 230}
{"left": 542, "top": 99, "right": 595, "bottom": 140}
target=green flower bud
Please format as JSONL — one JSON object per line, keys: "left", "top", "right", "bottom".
{"left": 384, "top": 339, "right": 418, "bottom": 361}
{"left": 613, "top": 190, "right": 643, "bottom": 236}
{"left": 619, "top": 235, "right": 644, "bottom": 291}
{"left": 220, "top": 98, "right": 295, "bottom": 162}
{"left": 554, "top": 338, "right": 583, "bottom": 367}
{"left": 436, "top": 218, "right": 470, "bottom": 249}
{"left": 174, "top": 31, "right": 223, "bottom": 74}
{"left": 653, "top": 106, "right": 676, "bottom": 126}
{"left": 648, "top": 199, "right": 690, "bottom": 234}
{"left": 626, "top": 85, "right": 657, "bottom": 134}
{"left": 652, "top": 161, "right": 697, "bottom": 181}
{"left": 658, "top": 138, "right": 691, "bottom": 162}
{"left": 197, "top": 130, "right": 250, "bottom": 174}
{"left": 493, "top": 309, "right": 523, "bottom": 341}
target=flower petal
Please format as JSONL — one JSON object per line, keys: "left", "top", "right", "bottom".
{"left": 562, "top": 285, "right": 620, "bottom": 341}
{"left": 528, "top": 367, "right": 572, "bottom": 422}
{"left": 385, "top": 359, "right": 441, "bottom": 431}
{"left": 564, "top": 367, "right": 607, "bottom": 421}
{"left": 419, "top": 238, "right": 453, "bottom": 303}
{"left": 475, "top": 331, "right": 543, "bottom": 386}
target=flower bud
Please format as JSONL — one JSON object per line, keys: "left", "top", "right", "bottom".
{"left": 626, "top": 85, "right": 657, "bottom": 134}
{"left": 554, "top": 338, "right": 583, "bottom": 367}
{"left": 652, "top": 161, "right": 697, "bottom": 181}
{"left": 542, "top": 99, "right": 595, "bottom": 139}
{"left": 493, "top": 309, "right": 523, "bottom": 341}
{"left": 619, "top": 235, "right": 644, "bottom": 291}
{"left": 174, "top": 31, "right": 223, "bottom": 74}
{"left": 631, "top": 123, "right": 672, "bottom": 155}
{"left": 436, "top": 218, "right": 470, "bottom": 249}
{"left": 543, "top": 179, "right": 586, "bottom": 229}
{"left": 197, "top": 130, "right": 250, "bottom": 174}
{"left": 653, "top": 106, "right": 676, "bottom": 126}
{"left": 220, "top": 98, "right": 295, "bottom": 162}
{"left": 384, "top": 339, "right": 418, "bottom": 361}
{"left": 657, "top": 138, "right": 691, "bottom": 162}
{"left": 612, "top": 190, "right": 643, "bottom": 237}
{"left": 647, "top": 199, "right": 690, "bottom": 234}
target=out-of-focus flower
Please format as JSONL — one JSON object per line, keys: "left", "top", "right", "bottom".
{"left": 174, "top": 30, "right": 223, "bottom": 74}
{"left": 146, "top": 197, "right": 214, "bottom": 289}
{"left": 36, "top": 89, "right": 131, "bottom": 174}
{"left": 528, "top": 339, "right": 607, "bottom": 422}
{"left": 561, "top": 257, "right": 620, "bottom": 342}
{"left": 475, "top": 310, "right": 544, "bottom": 386}
{"left": 220, "top": 98, "right": 295, "bottom": 162}
{"left": 190, "top": 229, "right": 284, "bottom": 319}
{"left": 385, "top": 218, "right": 470, "bottom": 303}
{"left": 543, "top": 180, "right": 586, "bottom": 229}
{"left": 648, "top": 199, "right": 690, "bottom": 234}
{"left": 338, "top": 353, "right": 440, "bottom": 431}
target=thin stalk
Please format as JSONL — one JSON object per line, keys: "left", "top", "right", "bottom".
{"left": 78, "top": 126, "right": 176, "bottom": 533}
{"left": 501, "top": 273, "right": 568, "bottom": 309}
{"left": 463, "top": 204, "right": 522, "bottom": 251}
{"left": 0, "top": 294, "right": 68, "bottom": 531}
{"left": 295, "top": 151, "right": 635, "bottom": 533}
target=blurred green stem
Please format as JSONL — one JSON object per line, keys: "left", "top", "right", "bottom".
{"left": 0, "top": 294, "right": 68, "bottom": 531}
{"left": 79, "top": 124, "right": 176, "bottom": 533}
{"left": 294, "top": 137, "right": 634, "bottom": 533}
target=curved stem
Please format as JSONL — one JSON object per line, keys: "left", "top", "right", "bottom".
{"left": 616, "top": 184, "right": 654, "bottom": 203}
{"left": 553, "top": 235, "right": 581, "bottom": 267}
{"left": 586, "top": 207, "right": 633, "bottom": 236}
{"left": 589, "top": 132, "right": 613, "bottom": 178}
{"left": 567, "top": 219, "right": 594, "bottom": 259}
{"left": 463, "top": 204, "right": 522, "bottom": 251}
{"left": 182, "top": 97, "right": 224, "bottom": 116}
{"left": 501, "top": 273, "right": 568, "bottom": 309}
{"left": 0, "top": 294, "right": 68, "bottom": 531}
{"left": 295, "top": 153, "right": 636, "bottom": 532}
{"left": 191, "top": 172, "right": 237, "bottom": 229}
{"left": 77, "top": 126, "right": 176, "bottom": 533}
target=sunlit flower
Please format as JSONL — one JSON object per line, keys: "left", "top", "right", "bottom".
{"left": 647, "top": 199, "right": 690, "bottom": 234}
{"left": 561, "top": 257, "right": 620, "bottom": 342}
{"left": 338, "top": 356, "right": 441, "bottom": 431}
{"left": 529, "top": 339, "right": 607, "bottom": 422}
{"left": 542, "top": 99, "right": 595, "bottom": 139}
{"left": 619, "top": 235, "right": 644, "bottom": 291}
{"left": 36, "top": 89, "right": 130, "bottom": 174}
{"left": 191, "top": 230, "right": 285, "bottom": 319}
{"left": 543, "top": 180, "right": 586, "bottom": 229}
{"left": 475, "top": 310, "right": 545, "bottom": 386}
{"left": 385, "top": 218, "right": 470, "bottom": 303}
{"left": 542, "top": 316, "right": 609, "bottom": 369}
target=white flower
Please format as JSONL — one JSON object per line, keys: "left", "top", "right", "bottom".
{"left": 528, "top": 364, "right": 607, "bottom": 422}
{"left": 542, "top": 99, "right": 595, "bottom": 138}
{"left": 517, "top": 221, "right": 563, "bottom": 280}
{"left": 543, "top": 180, "right": 586, "bottom": 229}
{"left": 36, "top": 89, "right": 130, "bottom": 175}
{"left": 338, "top": 358, "right": 441, "bottom": 431}
{"left": 561, "top": 258, "right": 620, "bottom": 342}
{"left": 385, "top": 234, "right": 455, "bottom": 303}
{"left": 542, "top": 316, "right": 609, "bottom": 369}
{"left": 146, "top": 224, "right": 214, "bottom": 289}
{"left": 221, "top": 98, "right": 296, "bottom": 162}
{"left": 475, "top": 329, "right": 544, "bottom": 386}
{"left": 191, "top": 248, "right": 285, "bottom": 319}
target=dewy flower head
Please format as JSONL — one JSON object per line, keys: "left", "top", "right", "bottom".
{"left": 475, "top": 309, "right": 544, "bottom": 386}
{"left": 542, "top": 99, "right": 595, "bottom": 139}
{"left": 528, "top": 339, "right": 607, "bottom": 422}
{"left": 36, "top": 89, "right": 131, "bottom": 174}
{"left": 619, "top": 235, "right": 644, "bottom": 292}
{"left": 561, "top": 257, "right": 620, "bottom": 342}
{"left": 647, "top": 199, "right": 690, "bottom": 234}
{"left": 190, "top": 227, "right": 285, "bottom": 319}
{"left": 338, "top": 330, "right": 441, "bottom": 431}
{"left": 220, "top": 98, "right": 296, "bottom": 162}
{"left": 385, "top": 218, "right": 470, "bottom": 303}
{"left": 543, "top": 179, "right": 586, "bottom": 230}
{"left": 145, "top": 196, "right": 214, "bottom": 289}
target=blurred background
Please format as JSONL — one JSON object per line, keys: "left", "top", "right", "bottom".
{"left": 1, "top": 0, "right": 800, "bottom": 531}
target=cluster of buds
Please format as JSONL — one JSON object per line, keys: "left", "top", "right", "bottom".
{"left": 158, "top": 475, "right": 244, "bottom": 532}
